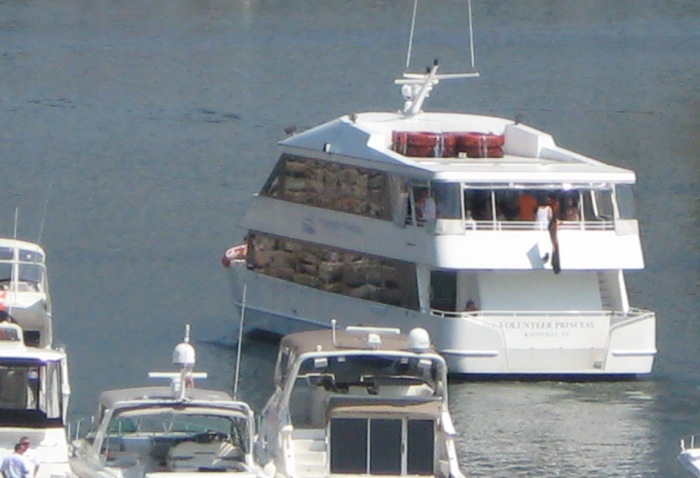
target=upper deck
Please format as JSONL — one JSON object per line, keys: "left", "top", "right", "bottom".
{"left": 281, "top": 111, "right": 636, "bottom": 185}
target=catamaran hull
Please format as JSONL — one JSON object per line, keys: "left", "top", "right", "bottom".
{"left": 227, "top": 263, "right": 655, "bottom": 376}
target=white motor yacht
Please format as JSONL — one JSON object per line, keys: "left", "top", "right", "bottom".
{"left": 0, "top": 320, "right": 72, "bottom": 478}
{"left": 69, "top": 325, "right": 264, "bottom": 478}
{"left": 255, "top": 324, "right": 466, "bottom": 478}
{"left": 0, "top": 238, "right": 53, "bottom": 348}
{"left": 221, "top": 54, "right": 656, "bottom": 377}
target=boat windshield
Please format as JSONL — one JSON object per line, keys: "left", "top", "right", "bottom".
{"left": 287, "top": 354, "right": 442, "bottom": 428}
{"left": 0, "top": 359, "right": 63, "bottom": 426}
{"left": 298, "top": 354, "right": 440, "bottom": 396}
{"left": 93, "top": 408, "right": 250, "bottom": 452}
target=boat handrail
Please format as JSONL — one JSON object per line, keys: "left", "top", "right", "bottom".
{"left": 432, "top": 308, "right": 655, "bottom": 321}
{"left": 461, "top": 219, "right": 615, "bottom": 232}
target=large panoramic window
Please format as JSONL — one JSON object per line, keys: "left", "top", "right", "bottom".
{"left": 0, "top": 360, "right": 63, "bottom": 426}
{"left": 246, "top": 233, "right": 418, "bottom": 310}
{"left": 260, "top": 154, "right": 391, "bottom": 220}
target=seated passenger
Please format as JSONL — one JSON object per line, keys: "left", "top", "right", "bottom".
{"left": 560, "top": 194, "right": 580, "bottom": 221}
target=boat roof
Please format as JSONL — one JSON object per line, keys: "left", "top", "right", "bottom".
{"left": 0, "top": 238, "right": 45, "bottom": 256}
{"left": 281, "top": 112, "right": 636, "bottom": 184}
{"left": 280, "top": 327, "right": 442, "bottom": 359}
{"left": 0, "top": 323, "right": 63, "bottom": 361}
{"left": 98, "top": 386, "right": 248, "bottom": 413}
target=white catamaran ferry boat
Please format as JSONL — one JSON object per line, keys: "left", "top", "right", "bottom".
{"left": 0, "top": 320, "right": 72, "bottom": 478}
{"left": 255, "top": 324, "right": 465, "bottom": 478}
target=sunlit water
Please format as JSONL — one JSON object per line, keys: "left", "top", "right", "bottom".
{"left": 1, "top": 1, "right": 698, "bottom": 476}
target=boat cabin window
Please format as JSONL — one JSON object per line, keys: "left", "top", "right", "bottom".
{"left": 246, "top": 233, "right": 419, "bottom": 310}
{"left": 0, "top": 261, "right": 45, "bottom": 292}
{"left": 260, "top": 154, "right": 391, "bottom": 220}
{"left": 458, "top": 185, "right": 622, "bottom": 230}
{"left": 0, "top": 360, "right": 63, "bottom": 426}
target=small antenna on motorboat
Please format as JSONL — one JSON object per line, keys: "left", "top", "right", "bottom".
{"left": 37, "top": 183, "right": 51, "bottom": 244}
{"left": 332, "top": 319, "right": 337, "bottom": 346}
{"left": 13, "top": 208, "right": 18, "bottom": 240}
{"left": 233, "top": 284, "right": 247, "bottom": 400}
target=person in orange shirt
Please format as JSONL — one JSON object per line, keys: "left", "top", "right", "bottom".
{"left": 516, "top": 190, "right": 537, "bottom": 221}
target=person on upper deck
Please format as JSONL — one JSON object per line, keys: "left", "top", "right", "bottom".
{"left": 559, "top": 193, "right": 580, "bottom": 221}
{"left": 516, "top": 190, "right": 537, "bottom": 221}
{"left": 536, "top": 196, "right": 554, "bottom": 229}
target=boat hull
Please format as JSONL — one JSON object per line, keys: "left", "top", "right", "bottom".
{"left": 227, "top": 263, "right": 655, "bottom": 376}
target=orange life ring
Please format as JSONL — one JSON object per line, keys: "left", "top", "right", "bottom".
{"left": 457, "top": 132, "right": 505, "bottom": 149}
{"left": 464, "top": 145, "right": 505, "bottom": 158}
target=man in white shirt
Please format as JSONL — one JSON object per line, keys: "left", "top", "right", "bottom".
{"left": 1, "top": 443, "right": 30, "bottom": 478}
{"left": 18, "top": 438, "right": 38, "bottom": 478}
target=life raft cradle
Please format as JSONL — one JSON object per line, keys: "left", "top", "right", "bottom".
{"left": 391, "top": 131, "right": 505, "bottom": 158}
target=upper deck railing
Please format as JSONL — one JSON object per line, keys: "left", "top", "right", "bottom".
{"left": 462, "top": 219, "right": 615, "bottom": 232}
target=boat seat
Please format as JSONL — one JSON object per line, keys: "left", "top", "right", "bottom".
{"left": 166, "top": 441, "right": 243, "bottom": 471}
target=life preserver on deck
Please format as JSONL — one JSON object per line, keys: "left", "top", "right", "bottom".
{"left": 221, "top": 244, "right": 247, "bottom": 268}
{"left": 456, "top": 132, "right": 506, "bottom": 149}
{"left": 392, "top": 130, "right": 506, "bottom": 158}
{"left": 463, "top": 145, "right": 505, "bottom": 158}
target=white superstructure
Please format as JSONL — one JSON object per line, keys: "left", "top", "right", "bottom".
{"left": 0, "top": 238, "right": 52, "bottom": 348}
{"left": 255, "top": 324, "right": 465, "bottom": 478}
{"left": 69, "top": 325, "right": 264, "bottom": 478}
{"left": 0, "top": 321, "right": 72, "bottom": 478}
{"left": 222, "top": 63, "right": 656, "bottom": 377}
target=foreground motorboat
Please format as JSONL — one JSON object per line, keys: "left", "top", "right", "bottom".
{"left": 69, "top": 325, "right": 263, "bottom": 478}
{"left": 0, "top": 320, "right": 71, "bottom": 478}
{"left": 221, "top": 58, "right": 656, "bottom": 376}
{"left": 255, "top": 324, "right": 466, "bottom": 478}
{"left": 0, "top": 238, "right": 53, "bottom": 348}
{"left": 679, "top": 435, "right": 700, "bottom": 476}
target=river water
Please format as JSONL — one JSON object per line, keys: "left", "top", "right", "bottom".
{"left": 1, "top": 1, "right": 698, "bottom": 476}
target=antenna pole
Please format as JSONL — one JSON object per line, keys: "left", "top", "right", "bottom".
{"left": 233, "top": 284, "right": 247, "bottom": 399}
{"left": 13, "top": 208, "right": 18, "bottom": 240}
{"left": 37, "top": 183, "right": 52, "bottom": 244}
{"left": 405, "top": 0, "right": 419, "bottom": 69}
{"left": 467, "top": 0, "right": 476, "bottom": 70}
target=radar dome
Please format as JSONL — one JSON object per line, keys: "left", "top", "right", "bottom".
{"left": 408, "top": 327, "right": 431, "bottom": 352}
{"left": 173, "top": 342, "right": 196, "bottom": 367}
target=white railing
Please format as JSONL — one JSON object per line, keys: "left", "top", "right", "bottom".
{"left": 462, "top": 219, "right": 615, "bottom": 232}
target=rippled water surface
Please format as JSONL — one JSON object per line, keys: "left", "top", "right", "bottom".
{"left": 1, "top": 1, "right": 698, "bottom": 476}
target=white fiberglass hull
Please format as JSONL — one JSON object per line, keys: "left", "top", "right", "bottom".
{"left": 227, "top": 263, "right": 655, "bottom": 376}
